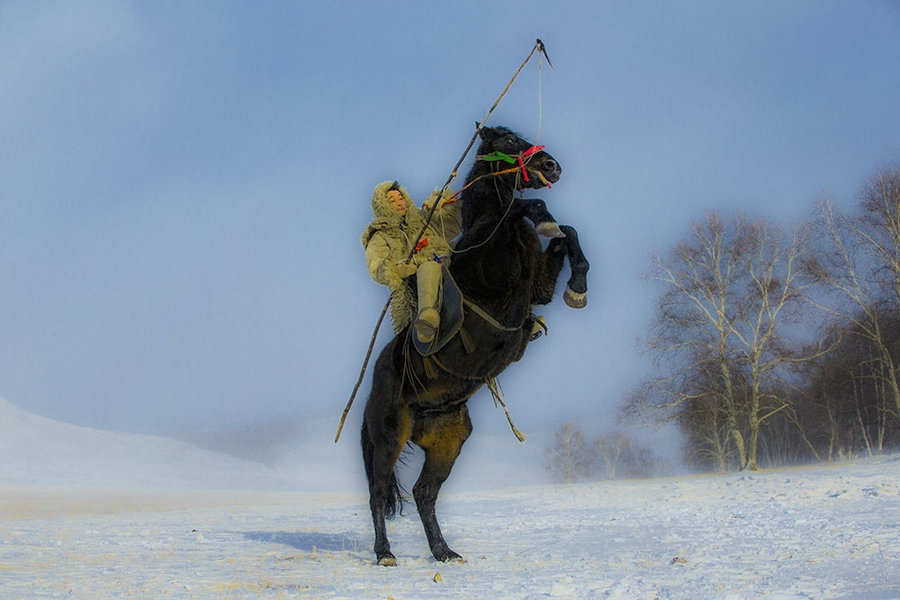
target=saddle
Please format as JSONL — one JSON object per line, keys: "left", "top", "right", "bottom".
{"left": 412, "top": 268, "right": 464, "bottom": 357}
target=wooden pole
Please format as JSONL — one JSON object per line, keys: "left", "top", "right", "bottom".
{"left": 334, "top": 39, "right": 547, "bottom": 442}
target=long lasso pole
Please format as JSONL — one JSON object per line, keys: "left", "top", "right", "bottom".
{"left": 334, "top": 39, "right": 549, "bottom": 443}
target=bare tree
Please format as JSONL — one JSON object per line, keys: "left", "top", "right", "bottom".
{"left": 793, "top": 311, "right": 900, "bottom": 462}
{"left": 631, "top": 213, "right": 750, "bottom": 467}
{"left": 543, "top": 422, "right": 592, "bottom": 483}
{"left": 728, "top": 220, "right": 819, "bottom": 470}
{"left": 676, "top": 386, "right": 737, "bottom": 471}
{"left": 593, "top": 431, "right": 662, "bottom": 480}
{"left": 806, "top": 170, "right": 900, "bottom": 420}
{"left": 629, "top": 213, "right": 815, "bottom": 470}
{"left": 858, "top": 169, "right": 900, "bottom": 319}
{"left": 545, "top": 425, "right": 670, "bottom": 482}
{"left": 594, "top": 432, "right": 631, "bottom": 480}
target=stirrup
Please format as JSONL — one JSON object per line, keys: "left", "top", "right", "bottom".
{"left": 414, "top": 308, "right": 440, "bottom": 343}
{"left": 529, "top": 315, "right": 547, "bottom": 341}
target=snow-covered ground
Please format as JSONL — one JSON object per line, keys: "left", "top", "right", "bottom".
{"left": 2, "top": 398, "right": 899, "bottom": 599}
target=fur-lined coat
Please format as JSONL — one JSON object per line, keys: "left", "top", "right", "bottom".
{"left": 361, "top": 181, "right": 462, "bottom": 333}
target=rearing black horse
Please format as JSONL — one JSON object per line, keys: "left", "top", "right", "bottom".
{"left": 361, "top": 125, "right": 589, "bottom": 566}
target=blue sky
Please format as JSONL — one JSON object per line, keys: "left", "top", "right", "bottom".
{"left": 2, "top": 1, "right": 899, "bottom": 448}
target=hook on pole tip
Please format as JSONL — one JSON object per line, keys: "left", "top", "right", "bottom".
{"left": 535, "top": 38, "right": 553, "bottom": 68}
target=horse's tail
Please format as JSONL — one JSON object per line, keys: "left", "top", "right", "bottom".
{"left": 361, "top": 417, "right": 404, "bottom": 519}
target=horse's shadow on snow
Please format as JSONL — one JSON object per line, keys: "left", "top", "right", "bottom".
{"left": 242, "top": 530, "right": 364, "bottom": 554}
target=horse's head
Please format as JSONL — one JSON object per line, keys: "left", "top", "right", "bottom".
{"left": 476, "top": 125, "right": 561, "bottom": 190}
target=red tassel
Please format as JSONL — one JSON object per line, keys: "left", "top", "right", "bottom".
{"left": 517, "top": 155, "right": 530, "bottom": 182}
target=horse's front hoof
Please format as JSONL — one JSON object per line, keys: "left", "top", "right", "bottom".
{"left": 536, "top": 221, "right": 566, "bottom": 239}
{"left": 377, "top": 553, "right": 398, "bottom": 567}
{"left": 564, "top": 285, "right": 587, "bottom": 309}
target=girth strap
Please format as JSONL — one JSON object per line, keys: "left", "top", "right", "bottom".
{"left": 462, "top": 299, "right": 521, "bottom": 332}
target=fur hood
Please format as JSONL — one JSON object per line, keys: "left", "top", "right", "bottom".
{"left": 360, "top": 181, "right": 427, "bottom": 248}
{"left": 361, "top": 181, "right": 459, "bottom": 260}
{"left": 370, "top": 181, "right": 416, "bottom": 221}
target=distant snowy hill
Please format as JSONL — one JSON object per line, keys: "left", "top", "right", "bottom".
{"left": 0, "top": 398, "right": 551, "bottom": 493}
{"left": 0, "top": 398, "right": 295, "bottom": 490}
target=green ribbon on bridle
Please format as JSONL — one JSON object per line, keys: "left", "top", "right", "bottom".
{"left": 476, "top": 145, "right": 548, "bottom": 184}
{"left": 477, "top": 151, "right": 517, "bottom": 164}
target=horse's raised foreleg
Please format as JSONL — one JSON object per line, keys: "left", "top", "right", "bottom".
{"left": 411, "top": 405, "right": 473, "bottom": 562}
{"left": 517, "top": 198, "right": 566, "bottom": 238}
{"left": 532, "top": 233, "right": 568, "bottom": 306}
{"left": 558, "top": 225, "right": 589, "bottom": 308}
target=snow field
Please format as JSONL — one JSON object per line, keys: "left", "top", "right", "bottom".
{"left": 2, "top": 457, "right": 898, "bottom": 599}
{"left": 2, "top": 400, "right": 897, "bottom": 598}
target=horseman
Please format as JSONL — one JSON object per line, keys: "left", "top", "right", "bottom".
{"left": 361, "top": 180, "right": 462, "bottom": 343}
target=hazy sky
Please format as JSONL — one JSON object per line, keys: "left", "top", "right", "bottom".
{"left": 2, "top": 1, "right": 899, "bottom": 445}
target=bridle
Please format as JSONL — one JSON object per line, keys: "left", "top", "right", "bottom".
{"left": 474, "top": 144, "right": 553, "bottom": 188}
{"left": 445, "top": 143, "right": 555, "bottom": 257}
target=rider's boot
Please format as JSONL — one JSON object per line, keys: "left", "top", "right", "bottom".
{"left": 414, "top": 261, "right": 442, "bottom": 344}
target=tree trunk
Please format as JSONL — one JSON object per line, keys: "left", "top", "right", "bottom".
{"left": 730, "top": 425, "right": 747, "bottom": 471}
{"left": 746, "top": 415, "right": 760, "bottom": 471}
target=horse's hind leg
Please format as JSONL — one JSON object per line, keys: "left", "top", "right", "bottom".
{"left": 411, "top": 404, "right": 473, "bottom": 562}
{"left": 363, "top": 406, "right": 410, "bottom": 566}
{"left": 362, "top": 352, "right": 412, "bottom": 566}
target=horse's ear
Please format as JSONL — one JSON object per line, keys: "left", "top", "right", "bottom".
{"left": 477, "top": 124, "right": 496, "bottom": 141}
